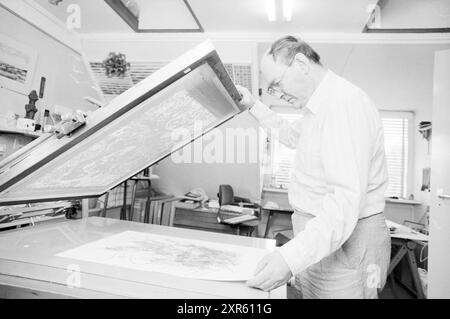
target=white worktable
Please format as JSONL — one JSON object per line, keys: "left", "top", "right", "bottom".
{"left": 386, "top": 219, "right": 429, "bottom": 242}
{"left": 0, "top": 217, "right": 284, "bottom": 299}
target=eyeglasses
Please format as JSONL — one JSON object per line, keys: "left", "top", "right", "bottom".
{"left": 266, "top": 58, "right": 297, "bottom": 104}
{"left": 266, "top": 86, "right": 297, "bottom": 104}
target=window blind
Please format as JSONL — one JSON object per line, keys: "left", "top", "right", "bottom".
{"left": 266, "top": 110, "right": 413, "bottom": 197}
{"left": 381, "top": 111, "right": 413, "bottom": 198}
{"left": 266, "top": 112, "right": 302, "bottom": 189}
{"left": 90, "top": 62, "right": 252, "bottom": 102}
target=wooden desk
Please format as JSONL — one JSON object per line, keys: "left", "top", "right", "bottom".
{"left": 261, "top": 205, "right": 294, "bottom": 239}
{"left": 0, "top": 217, "right": 284, "bottom": 299}
{"left": 173, "top": 206, "right": 259, "bottom": 236}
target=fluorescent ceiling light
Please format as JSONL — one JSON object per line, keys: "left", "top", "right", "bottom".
{"left": 267, "top": 0, "right": 293, "bottom": 22}
{"left": 282, "top": 0, "right": 292, "bottom": 22}
{"left": 267, "top": 0, "right": 276, "bottom": 22}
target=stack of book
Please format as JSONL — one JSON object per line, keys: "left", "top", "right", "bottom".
{"left": 174, "top": 191, "right": 206, "bottom": 210}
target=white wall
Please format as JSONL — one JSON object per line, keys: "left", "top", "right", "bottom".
{"left": 318, "top": 42, "right": 447, "bottom": 223}
{"left": 0, "top": 5, "right": 101, "bottom": 118}
{"left": 81, "top": 36, "right": 450, "bottom": 220}
{"left": 82, "top": 36, "right": 261, "bottom": 200}
{"left": 153, "top": 112, "right": 262, "bottom": 200}
{"left": 82, "top": 37, "right": 255, "bottom": 64}
{"left": 328, "top": 43, "right": 446, "bottom": 223}
{"left": 258, "top": 41, "right": 450, "bottom": 222}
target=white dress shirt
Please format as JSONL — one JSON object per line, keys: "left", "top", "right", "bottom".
{"left": 249, "top": 70, "right": 389, "bottom": 276}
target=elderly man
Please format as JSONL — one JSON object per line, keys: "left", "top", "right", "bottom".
{"left": 236, "top": 36, "right": 391, "bottom": 299}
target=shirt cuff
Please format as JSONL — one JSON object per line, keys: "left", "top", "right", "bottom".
{"left": 277, "top": 238, "right": 310, "bottom": 276}
{"left": 248, "top": 100, "right": 273, "bottom": 122}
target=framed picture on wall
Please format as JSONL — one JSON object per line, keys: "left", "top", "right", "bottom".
{"left": 0, "top": 34, "right": 38, "bottom": 94}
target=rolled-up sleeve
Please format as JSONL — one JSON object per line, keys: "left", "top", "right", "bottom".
{"left": 278, "top": 96, "right": 374, "bottom": 275}
{"left": 249, "top": 100, "right": 302, "bottom": 149}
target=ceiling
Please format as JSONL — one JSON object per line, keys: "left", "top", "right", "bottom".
{"left": 35, "top": 0, "right": 377, "bottom": 33}
{"left": 34, "top": 0, "right": 450, "bottom": 34}
{"left": 135, "top": 0, "right": 200, "bottom": 30}
{"left": 370, "top": 0, "right": 450, "bottom": 29}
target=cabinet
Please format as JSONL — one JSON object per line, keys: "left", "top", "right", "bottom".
{"left": 384, "top": 198, "right": 422, "bottom": 225}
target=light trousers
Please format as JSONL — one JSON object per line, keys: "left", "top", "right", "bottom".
{"left": 292, "top": 211, "right": 391, "bottom": 299}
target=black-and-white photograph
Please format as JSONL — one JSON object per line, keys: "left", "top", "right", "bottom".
{"left": 0, "top": 0, "right": 449, "bottom": 306}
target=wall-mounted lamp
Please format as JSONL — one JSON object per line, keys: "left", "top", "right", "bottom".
{"left": 267, "top": 0, "right": 293, "bottom": 22}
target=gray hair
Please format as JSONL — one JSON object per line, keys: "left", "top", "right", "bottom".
{"left": 268, "top": 36, "right": 322, "bottom": 66}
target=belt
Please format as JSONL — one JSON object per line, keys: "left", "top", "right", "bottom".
{"left": 359, "top": 212, "right": 384, "bottom": 221}
{"left": 294, "top": 210, "right": 384, "bottom": 221}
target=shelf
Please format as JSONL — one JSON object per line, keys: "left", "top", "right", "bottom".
{"left": 262, "top": 187, "right": 288, "bottom": 194}
{"left": 0, "top": 125, "right": 42, "bottom": 138}
{"left": 0, "top": 214, "right": 65, "bottom": 230}
{"left": 385, "top": 198, "right": 422, "bottom": 205}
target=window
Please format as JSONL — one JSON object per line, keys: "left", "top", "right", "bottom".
{"left": 264, "top": 110, "right": 414, "bottom": 198}
{"left": 263, "top": 111, "right": 302, "bottom": 190}
{"left": 91, "top": 62, "right": 252, "bottom": 102}
{"left": 381, "top": 111, "right": 414, "bottom": 198}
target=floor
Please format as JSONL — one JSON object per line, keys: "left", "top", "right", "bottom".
{"left": 379, "top": 277, "right": 416, "bottom": 299}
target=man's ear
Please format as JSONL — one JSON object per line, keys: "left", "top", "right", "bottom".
{"left": 294, "top": 53, "right": 310, "bottom": 75}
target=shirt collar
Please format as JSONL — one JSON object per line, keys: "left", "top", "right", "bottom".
{"left": 304, "top": 69, "right": 335, "bottom": 115}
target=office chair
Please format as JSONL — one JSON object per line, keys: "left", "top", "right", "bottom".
{"left": 216, "top": 185, "right": 260, "bottom": 236}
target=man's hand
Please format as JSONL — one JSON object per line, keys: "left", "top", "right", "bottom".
{"left": 235, "top": 85, "right": 257, "bottom": 110}
{"left": 247, "top": 250, "right": 293, "bottom": 292}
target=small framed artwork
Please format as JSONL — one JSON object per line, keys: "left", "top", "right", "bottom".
{"left": 0, "top": 34, "right": 38, "bottom": 94}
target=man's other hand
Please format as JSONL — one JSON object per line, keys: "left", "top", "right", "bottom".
{"left": 247, "top": 250, "right": 293, "bottom": 292}
{"left": 235, "top": 85, "right": 257, "bottom": 110}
